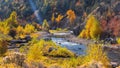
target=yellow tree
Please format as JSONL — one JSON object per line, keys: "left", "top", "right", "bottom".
{"left": 6, "top": 11, "right": 18, "bottom": 27}
{"left": 66, "top": 9, "right": 76, "bottom": 24}
{"left": 79, "top": 15, "right": 102, "bottom": 40}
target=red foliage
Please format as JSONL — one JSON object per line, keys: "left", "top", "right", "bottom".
{"left": 100, "top": 16, "right": 120, "bottom": 37}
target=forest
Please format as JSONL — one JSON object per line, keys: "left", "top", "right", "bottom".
{"left": 0, "top": 0, "right": 120, "bottom": 68}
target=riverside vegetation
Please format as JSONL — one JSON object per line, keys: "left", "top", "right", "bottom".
{"left": 0, "top": 0, "right": 120, "bottom": 68}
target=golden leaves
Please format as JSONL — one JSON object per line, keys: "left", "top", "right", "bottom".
{"left": 79, "top": 15, "right": 102, "bottom": 40}
{"left": 66, "top": 10, "right": 76, "bottom": 23}
{"left": 55, "top": 14, "right": 63, "bottom": 23}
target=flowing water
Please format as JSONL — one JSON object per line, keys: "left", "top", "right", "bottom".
{"left": 51, "top": 37, "right": 86, "bottom": 56}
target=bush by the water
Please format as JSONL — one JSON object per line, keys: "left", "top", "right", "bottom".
{"left": 49, "top": 47, "right": 75, "bottom": 57}
{"left": 82, "top": 44, "right": 111, "bottom": 68}
{"left": 27, "top": 39, "right": 75, "bottom": 62}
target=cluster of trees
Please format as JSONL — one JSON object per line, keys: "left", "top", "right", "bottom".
{"left": 0, "top": 11, "right": 38, "bottom": 39}
{"left": 79, "top": 13, "right": 120, "bottom": 41}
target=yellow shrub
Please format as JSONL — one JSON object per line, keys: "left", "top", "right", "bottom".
{"left": 117, "top": 38, "right": 120, "bottom": 44}
{"left": 27, "top": 39, "right": 45, "bottom": 62}
{"left": 49, "top": 47, "right": 75, "bottom": 57}
{"left": 79, "top": 29, "right": 86, "bottom": 38}
{"left": 16, "top": 25, "right": 24, "bottom": 36}
{"left": 24, "top": 24, "right": 36, "bottom": 34}
{"left": 0, "top": 22, "right": 10, "bottom": 35}
{"left": 16, "top": 24, "right": 36, "bottom": 39}
{"left": 82, "top": 44, "right": 111, "bottom": 68}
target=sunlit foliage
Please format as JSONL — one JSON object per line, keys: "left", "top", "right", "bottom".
{"left": 6, "top": 11, "right": 18, "bottom": 27}
{"left": 82, "top": 44, "right": 111, "bottom": 68}
{"left": 79, "top": 15, "right": 102, "bottom": 40}
{"left": 16, "top": 25, "right": 24, "bottom": 38}
{"left": 24, "top": 24, "right": 36, "bottom": 34}
{"left": 16, "top": 24, "right": 36, "bottom": 38}
{"left": 27, "top": 39, "right": 45, "bottom": 62}
{"left": 117, "top": 38, "right": 120, "bottom": 44}
{"left": 49, "top": 47, "right": 75, "bottom": 57}
{"left": 0, "top": 22, "right": 10, "bottom": 35}
{"left": 51, "top": 13, "right": 55, "bottom": 22}
{"left": 66, "top": 9, "right": 76, "bottom": 23}
{"left": 55, "top": 14, "right": 64, "bottom": 23}
{"left": 27, "top": 39, "right": 75, "bottom": 62}
{"left": 0, "top": 11, "right": 18, "bottom": 35}
{"left": 42, "top": 19, "right": 49, "bottom": 31}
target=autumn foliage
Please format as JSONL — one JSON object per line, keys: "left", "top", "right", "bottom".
{"left": 79, "top": 15, "right": 102, "bottom": 40}
{"left": 66, "top": 10, "right": 76, "bottom": 23}
{"left": 100, "top": 16, "right": 120, "bottom": 37}
{"left": 42, "top": 19, "right": 49, "bottom": 30}
{"left": 6, "top": 11, "right": 18, "bottom": 27}
{"left": 55, "top": 14, "right": 64, "bottom": 23}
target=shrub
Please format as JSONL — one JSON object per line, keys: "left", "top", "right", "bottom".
{"left": 16, "top": 24, "right": 36, "bottom": 39}
{"left": 61, "top": 57, "right": 82, "bottom": 68}
{"left": 16, "top": 25, "right": 25, "bottom": 39}
{"left": 0, "top": 40, "right": 8, "bottom": 56}
{"left": 49, "top": 47, "right": 75, "bottom": 57}
{"left": 27, "top": 39, "right": 45, "bottom": 62}
{"left": 82, "top": 44, "right": 111, "bottom": 68}
{"left": 0, "top": 22, "right": 10, "bottom": 35}
{"left": 117, "top": 38, "right": 120, "bottom": 44}
{"left": 24, "top": 24, "right": 36, "bottom": 34}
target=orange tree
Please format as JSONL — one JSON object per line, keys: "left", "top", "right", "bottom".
{"left": 66, "top": 9, "right": 76, "bottom": 24}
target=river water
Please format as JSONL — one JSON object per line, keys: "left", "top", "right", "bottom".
{"left": 51, "top": 37, "right": 86, "bottom": 56}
